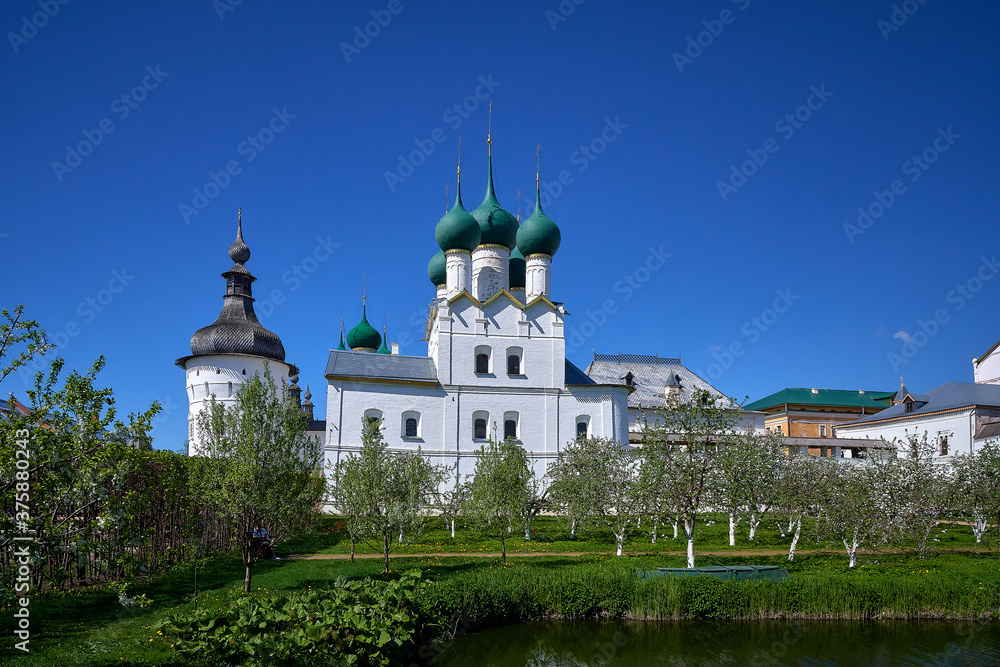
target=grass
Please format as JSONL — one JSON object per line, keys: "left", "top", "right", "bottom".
{"left": 4, "top": 514, "right": 1000, "bottom": 666}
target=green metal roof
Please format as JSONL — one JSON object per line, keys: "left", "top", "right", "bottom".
{"left": 345, "top": 306, "right": 381, "bottom": 352}
{"left": 745, "top": 388, "right": 895, "bottom": 412}
{"left": 435, "top": 179, "right": 481, "bottom": 253}
{"left": 516, "top": 185, "right": 561, "bottom": 257}
{"left": 471, "top": 153, "right": 518, "bottom": 249}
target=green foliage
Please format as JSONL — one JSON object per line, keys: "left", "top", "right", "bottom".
{"left": 328, "top": 417, "right": 445, "bottom": 572}
{"left": 154, "top": 569, "right": 438, "bottom": 666}
{"left": 463, "top": 439, "right": 532, "bottom": 563}
{"left": 193, "top": 362, "right": 324, "bottom": 590}
{"left": 0, "top": 304, "right": 53, "bottom": 383}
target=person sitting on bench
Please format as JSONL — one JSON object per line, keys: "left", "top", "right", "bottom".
{"left": 252, "top": 524, "right": 278, "bottom": 560}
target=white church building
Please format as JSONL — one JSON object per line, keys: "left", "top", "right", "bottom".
{"left": 323, "top": 139, "right": 630, "bottom": 479}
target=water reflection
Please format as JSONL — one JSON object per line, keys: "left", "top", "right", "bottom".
{"left": 433, "top": 620, "right": 1000, "bottom": 667}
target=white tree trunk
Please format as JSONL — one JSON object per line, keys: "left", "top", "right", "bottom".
{"left": 788, "top": 516, "right": 802, "bottom": 561}
{"left": 450, "top": 517, "right": 456, "bottom": 539}
{"left": 652, "top": 522, "right": 658, "bottom": 544}
{"left": 398, "top": 528, "right": 404, "bottom": 544}
{"left": 616, "top": 532, "right": 624, "bottom": 557}
{"left": 570, "top": 518, "right": 577, "bottom": 539}
{"left": 748, "top": 515, "right": 759, "bottom": 541}
{"left": 524, "top": 516, "right": 531, "bottom": 541}
{"left": 842, "top": 528, "right": 859, "bottom": 568}
{"left": 684, "top": 517, "right": 696, "bottom": 568}
{"left": 672, "top": 521, "right": 678, "bottom": 540}
{"left": 728, "top": 513, "right": 736, "bottom": 547}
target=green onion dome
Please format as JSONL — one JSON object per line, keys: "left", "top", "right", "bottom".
{"left": 428, "top": 250, "right": 447, "bottom": 287}
{"left": 516, "top": 186, "right": 561, "bottom": 257}
{"left": 377, "top": 335, "right": 391, "bottom": 355}
{"left": 471, "top": 154, "right": 518, "bottom": 249}
{"left": 509, "top": 246, "right": 526, "bottom": 289}
{"left": 435, "top": 179, "right": 481, "bottom": 253}
{"left": 346, "top": 306, "right": 381, "bottom": 352}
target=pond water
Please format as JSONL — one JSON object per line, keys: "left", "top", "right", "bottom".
{"left": 432, "top": 619, "right": 1000, "bottom": 666}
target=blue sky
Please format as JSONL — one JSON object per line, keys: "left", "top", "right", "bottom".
{"left": 2, "top": 1, "right": 998, "bottom": 451}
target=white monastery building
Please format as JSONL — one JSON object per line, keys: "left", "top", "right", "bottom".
{"left": 323, "top": 138, "right": 630, "bottom": 479}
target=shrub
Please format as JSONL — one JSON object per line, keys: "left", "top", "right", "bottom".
{"left": 154, "top": 569, "right": 440, "bottom": 666}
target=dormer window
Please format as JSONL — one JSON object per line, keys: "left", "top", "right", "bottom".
{"left": 624, "top": 372, "right": 634, "bottom": 387}
{"left": 904, "top": 398, "right": 914, "bottom": 413}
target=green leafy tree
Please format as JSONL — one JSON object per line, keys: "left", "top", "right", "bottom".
{"left": 193, "top": 363, "right": 323, "bottom": 591}
{"left": 713, "top": 428, "right": 785, "bottom": 544}
{"left": 640, "top": 388, "right": 742, "bottom": 567}
{"left": 0, "top": 304, "right": 53, "bottom": 384}
{"left": 1, "top": 356, "right": 159, "bottom": 588}
{"left": 329, "top": 417, "right": 444, "bottom": 573}
{"left": 551, "top": 436, "right": 640, "bottom": 556}
{"left": 463, "top": 438, "right": 531, "bottom": 563}
{"left": 893, "top": 432, "right": 952, "bottom": 558}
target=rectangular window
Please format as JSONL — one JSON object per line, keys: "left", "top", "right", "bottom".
{"left": 819, "top": 425, "right": 827, "bottom": 437}
{"left": 940, "top": 436, "right": 949, "bottom": 456}
{"left": 576, "top": 422, "right": 587, "bottom": 439}
{"left": 405, "top": 418, "right": 417, "bottom": 438}
{"left": 504, "top": 419, "right": 517, "bottom": 441}
{"left": 474, "top": 418, "right": 487, "bottom": 440}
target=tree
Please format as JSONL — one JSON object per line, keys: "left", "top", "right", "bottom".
{"left": 774, "top": 453, "right": 836, "bottom": 561}
{"left": 547, "top": 437, "right": 607, "bottom": 540}
{"left": 951, "top": 442, "right": 1000, "bottom": 545}
{"left": 550, "top": 437, "right": 641, "bottom": 556}
{"left": 193, "top": 363, "right": 323, "bottom": 591}
{"left": 1, "top": 356, "right": 160, "bottom": 588}
{"left": 434, "top": 466, "right": 467, "bottom": 539}
{"left": 0, "top": 305, "right": 53, "bottom": 384}
{"left": 462, "top": 439, "right": 531, "bottom": 563}
{"left": 893, "top": 432, "right": 952, "bottom": 558}
{"left": 329, "top": 417, "right": 443, "bottom": 573}
{"left": 522, "top": 471, "right": 550, "bottom": 541}
{"left": 822, "top": 453, "right": 899, "bottom": 568}
{"left": 640, "top": 388, "right": 742, "bottom": 567}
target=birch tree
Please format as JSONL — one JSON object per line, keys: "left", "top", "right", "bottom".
{"left": 775, "top": 453, "right": 836, "bottom": 561}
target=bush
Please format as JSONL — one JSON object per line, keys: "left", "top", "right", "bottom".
{"left": 154, "top": 569, "right": 440, "bottom": 666}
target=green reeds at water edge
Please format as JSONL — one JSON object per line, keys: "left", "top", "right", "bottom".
{"left": 424, "top": 560, "right": 1000, "bottom": 624}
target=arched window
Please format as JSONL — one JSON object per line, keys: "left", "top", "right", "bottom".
{"left": 576, "top": 421, "right": 588, "bottom": 440}
{"left": 474, "top": 418, "right": 487, "bottom": 440}
{"left": 506, "top": 346, "right": 523, "bottom": 375}
{"left": 475, "top": 353, "right": 489, "bottom": 374}
{"left": 504, "top": 419, "right": 517, "bottom": 441}
{"left": 227, "top": 381, "right": 233, "bottom": 397}
{"left": 507, "top": 355, "right": 519, "bottom": 375}
{"left": 405, "top": 418, "right": 417, "bottom": 437}
{"left": 401, "top": 410, "right": 420, "bottom": 438}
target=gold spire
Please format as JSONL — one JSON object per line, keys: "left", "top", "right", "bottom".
{"left": 487, "top": 100, "right": 492, "bottom": 157}
{"left": 536, "top": 145, "right": 541, "bottom": 189}
{"left": 363, "top": 275, "right": 367, "bottom": 306}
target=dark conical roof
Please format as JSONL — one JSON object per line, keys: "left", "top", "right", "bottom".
{"left": 189, "top": 214, "right": 286, "bottom": 362}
